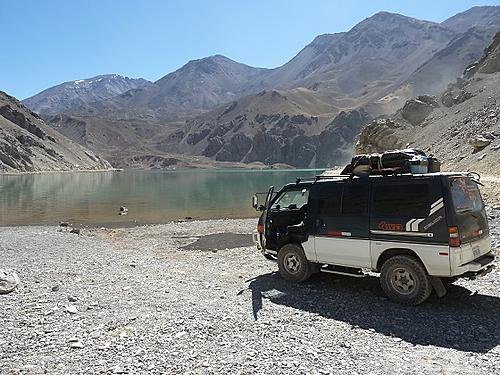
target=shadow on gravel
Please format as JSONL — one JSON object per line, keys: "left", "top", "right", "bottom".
{"left": 181, "top": 233, "right": 254, "bottom": 251}
{"left": 247, "top": 272, "right": 500, "bottom": 353}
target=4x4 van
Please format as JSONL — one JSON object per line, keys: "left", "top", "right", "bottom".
{"left": 252, "top": 172, "right": 495, "bottom": 305}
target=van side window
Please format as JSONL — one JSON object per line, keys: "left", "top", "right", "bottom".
{"left": 373, "top": 183, "right": 430, "bottom": 217}
{"left": 342, "top": 184, "right": 368, "bottom": 215}
{"left": 314, "top": 183, "right": 342, "bottom": 216}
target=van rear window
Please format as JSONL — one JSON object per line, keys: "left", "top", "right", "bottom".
{"left": 450, "top": 177, "right": 483, "bottom": 213}
{"left": 373, "top": 183, "right": 430, "bottom": 217}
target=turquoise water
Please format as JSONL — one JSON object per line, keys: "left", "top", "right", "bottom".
{"left": 0, "top": 169, "right": 324, "bottom": 226}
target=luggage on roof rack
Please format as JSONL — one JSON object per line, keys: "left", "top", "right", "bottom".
{"left": 341, "top": 148, "right": 441, "bottom": 175}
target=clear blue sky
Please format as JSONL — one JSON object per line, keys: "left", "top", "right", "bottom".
{"left": 1, "top": 0, "right": 499, "bottom": 99}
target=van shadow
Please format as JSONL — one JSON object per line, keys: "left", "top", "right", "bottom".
{"left": 247, "top": 272, "right": 500, "bottom": 353}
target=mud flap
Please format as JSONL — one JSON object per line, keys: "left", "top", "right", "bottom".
{"left": 429, "top": 276, "right": 447, "bottom": 298}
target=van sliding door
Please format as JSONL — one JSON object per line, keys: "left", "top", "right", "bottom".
{"left": 310, "top": 179, "right": 370, "bottom": 267}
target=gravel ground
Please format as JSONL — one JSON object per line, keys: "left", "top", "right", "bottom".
{"left": 1, "top": 213, "right": 500, "bottom": 374}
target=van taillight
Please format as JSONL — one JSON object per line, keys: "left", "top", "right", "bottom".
{"left": 257, "top": 224, "right": 264, "bottom": 233}
{"left": 448, "top": 226, "right": 461, "bottom": 247}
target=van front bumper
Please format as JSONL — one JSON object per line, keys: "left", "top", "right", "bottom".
{"left": 252, "top": 230, "right": 263, "bottom": 251}
{"left": 454, "top": 252, "right": 495, "bottom": 278}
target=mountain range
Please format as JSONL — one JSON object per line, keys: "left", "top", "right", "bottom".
{"left": 0, "top": 91, "right": 111, "bottom": 172}
{"left": 23, "top": 75, "right": 151, "bottom": 116}
{"left": 356, "top": 29, "right": 500, "bottom": 200}
{"left": 19, "top": 5, "right": 500, "bottom": 169}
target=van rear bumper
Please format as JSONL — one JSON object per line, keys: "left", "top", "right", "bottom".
{"left": 453, "top": 252, "right": 495, "bottom": 278}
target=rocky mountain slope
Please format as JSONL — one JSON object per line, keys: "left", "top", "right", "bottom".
{"left": 356, "top": 31, "right": 500, "bottom": 178}
{"left": 441, "top": 5, "right": 500, "bottom": 33}
{"left": 21, "top": 6, "right": 500, "bottom": 169}
{"left": 34, "top": 56, "right": 270, "bottom": 122}
{"left": 44, "top": 112, "right": 248, "bottom": 169}
{"left": 268, "top": 12, "right": 455, "bottom": 98}
{"left": 401, "top": 27, "right": 496, "bottom": 96}
{"left": 0, "top": 91, "right": 111, "bottom": 172}
{"left": 167, "top": 11, "right": 500, "bottom": 168}
{"left": 33, "top": 57, "right": 274, "bottom": 167}
{"left": 161, "top": 89, "right": 368, "bottom": 167}
{"left": 126, "top": 55, "right": 270, "bottom": 119}
{"left": 23, "top": 75, "right": 151, "bottom": 116}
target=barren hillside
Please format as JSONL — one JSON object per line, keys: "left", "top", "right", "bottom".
{"left": 0, "top": 91, "right": 111, "bottom": 172}
{"left": 356, "top": 31, "right": 500, "bottom": 184}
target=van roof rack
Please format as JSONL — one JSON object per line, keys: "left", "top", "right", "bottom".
{"left": 338, "top": 148, "right": 441, "bottom": 177}
{"left": 314, "top": 174, "right": 350, "bottom": 180}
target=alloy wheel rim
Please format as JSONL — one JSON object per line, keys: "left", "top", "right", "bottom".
{"left": 285, "top": 254, "right": 301, "bottom": 273}
{"left": 390, "top": 267, "right": 416, "bottom": 295}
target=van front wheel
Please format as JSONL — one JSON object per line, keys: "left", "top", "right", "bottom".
{"left": 380, "top": 255, "right": 432, "bottom": 306}
{"left": 277, "top": 243, "right": 312, "bottom": 283}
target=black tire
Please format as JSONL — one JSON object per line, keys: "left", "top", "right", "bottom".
{"left": 277, "top": 243, "right": 313, "bottom": 283}
{"left": 380, "top": 255, "right": 432, "bottom": 306}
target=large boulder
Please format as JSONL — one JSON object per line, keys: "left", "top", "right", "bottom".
{"left": 470, "top": 136, "right": 491, "bottom": 152}
{"left": 0, "top": 269, "right": 20, "bottom": 294}
{"left": 355, "top": 118, "right": 403, "bottom": 154}
{"left": 401, "top": 95, "right": 439, "bottom": 126}
{"left": 441, "top": 88, "right": 474, "bottom": 107}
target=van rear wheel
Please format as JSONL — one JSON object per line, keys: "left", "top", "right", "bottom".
{"left": 277, "top": 243, "right": 312, "bottom": 283}
{"left": 380, "top": 255, "right": 432, "bottom": 306}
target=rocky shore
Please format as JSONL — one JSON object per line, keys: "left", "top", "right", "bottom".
{"left": 1, "top": 214, "right": 499, "bottom": 374}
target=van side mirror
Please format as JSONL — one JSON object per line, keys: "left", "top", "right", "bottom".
{"left": 253, "top": 191, "right": 272, "bottom": 211}
{"left": 253, "top": 195, "right": 266, "bottom": 211}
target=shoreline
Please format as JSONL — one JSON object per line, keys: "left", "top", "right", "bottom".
{"left": 0, "top": 167, "right": 121, "bottom": 176}
{"left": 0, "top": 166, "right": 325, "bottom": 176}
{"left": 0, "top": 215, "right": 261, "bottom": 229}
{"left": 2, "top": 201, "right": 499, "bottom": 228}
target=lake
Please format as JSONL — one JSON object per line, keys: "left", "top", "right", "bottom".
{"left": 0, "top": 169, "right": 324, "bottom": 226}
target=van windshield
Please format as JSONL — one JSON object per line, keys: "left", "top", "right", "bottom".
{"left": 450, "top": 177, "right": 483, "bottom": 213}
{"left": 271, "top": 188, "right": 309, "bottom": 210}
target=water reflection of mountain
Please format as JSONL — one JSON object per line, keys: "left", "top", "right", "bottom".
{"left": 0, "top": 172, "right": 115, "bottom": 225}
{"left": 0, "top": 170, "right": 322, "bottom": 226}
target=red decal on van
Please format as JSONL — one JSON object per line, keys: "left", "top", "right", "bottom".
{"left": 378, "top": 221, "right": 403, "bottom": 231}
